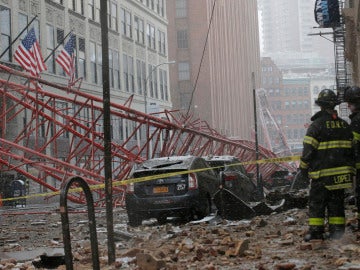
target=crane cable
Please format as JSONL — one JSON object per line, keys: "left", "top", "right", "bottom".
{"left": 185, "top": 0, "right": 217, "bottom": 117}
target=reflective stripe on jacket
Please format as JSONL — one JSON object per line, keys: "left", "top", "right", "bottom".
{"left": 300, "top": 110, "right": 355, "bottom": 184}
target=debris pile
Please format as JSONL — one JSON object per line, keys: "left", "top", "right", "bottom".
{"left": 2, "top": 203, "right": 360, "bottom": 269}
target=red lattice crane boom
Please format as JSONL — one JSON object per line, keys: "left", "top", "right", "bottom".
{"left": 0, "top": 64, "right": 295, "bottom": 206}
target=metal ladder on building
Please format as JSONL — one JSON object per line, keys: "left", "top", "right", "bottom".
{"left": 335, "top": 0, "right": 352, "bottom": 118}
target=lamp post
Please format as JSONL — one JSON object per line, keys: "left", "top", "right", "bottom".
{"left": 144, "top": 60, "right": 176, "bottom": 114}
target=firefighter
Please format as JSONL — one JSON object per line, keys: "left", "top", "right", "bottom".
{"left": 299, "top": 89, "right": 355, "bottom": 241}
{"left": 344, "top": 86, "right": 360, "bottom": 230}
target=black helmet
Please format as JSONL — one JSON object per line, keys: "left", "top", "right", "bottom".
{"left": 315, "top": 89, "right": 339, "bottom": 108}
{"left": 344, "top": 86, "right": 360, "bottom": 103}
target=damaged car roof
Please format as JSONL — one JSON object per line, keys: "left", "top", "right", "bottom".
{"left": 133, "top": 155, "right": 198, "bottom": 171}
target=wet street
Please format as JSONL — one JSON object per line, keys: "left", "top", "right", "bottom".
{"left": 2, "top": 202, "right": 360, "bottom": 270}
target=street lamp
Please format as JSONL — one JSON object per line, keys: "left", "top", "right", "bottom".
{"left": 144, "top": 60, "right": 176, "bottom": 114}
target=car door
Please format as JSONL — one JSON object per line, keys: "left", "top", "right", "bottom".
{"left": 195, "top": 158, "right": 220, "bottom": 195}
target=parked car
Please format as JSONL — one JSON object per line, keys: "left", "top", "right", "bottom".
{"left": 125, "top": 155, "right": 220, "bottom": 227}
{"left": 204, "top": 155, "right": 258, "bottom": 202}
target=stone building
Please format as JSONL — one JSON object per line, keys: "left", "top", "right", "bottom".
{"left": 0, "top": 0, "right": 172, "bottom": 115}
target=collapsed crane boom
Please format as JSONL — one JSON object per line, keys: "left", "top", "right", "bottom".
{"left": 0, "top": 64, "right": 295, "bottom": 206}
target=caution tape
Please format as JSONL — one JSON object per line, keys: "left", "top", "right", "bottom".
{"left": 0, "top": 155, "right": 300, "bottom": 203}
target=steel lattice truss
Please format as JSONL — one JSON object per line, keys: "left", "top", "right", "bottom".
{"left": 0, "top": 64, "right": 295, "bottom": 206}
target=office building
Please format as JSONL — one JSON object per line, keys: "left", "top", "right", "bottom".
{"left": 258, "top": 0, "right": 334, "bottom": 69}
{"left": 167, "top": 0, "right": 261, "bottom": 140}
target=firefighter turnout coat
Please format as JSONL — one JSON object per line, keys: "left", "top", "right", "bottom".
{"left": 300, "top": 110, "right": 355, "bottom": 190}
{"left": 350, "top": 111, "right": 360, "bottom": 171}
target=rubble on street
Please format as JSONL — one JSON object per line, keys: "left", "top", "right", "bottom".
{"left": 2, "top": 200, "right": 360, "bottom": 270}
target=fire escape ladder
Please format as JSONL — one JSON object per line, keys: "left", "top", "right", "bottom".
{"left": 335, "top": 0, "right": 351, "bottom": 117}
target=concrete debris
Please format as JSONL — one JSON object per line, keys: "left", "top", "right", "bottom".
{"left": 2, "top": 201, "right": 360, "bottom": 269}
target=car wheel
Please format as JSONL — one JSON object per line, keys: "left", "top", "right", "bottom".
{"left": 128, "top": 212, "right": 142, "bottom": 227}
{"left": 195, "top": 195, "right": 211, "bottom": 219}
{"left": 179, "top": 211, "right": 192, "bottom": 223}
{"left": 157, "top": 215, "right": 167, "bottom": 225}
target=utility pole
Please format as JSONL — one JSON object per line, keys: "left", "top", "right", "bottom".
{"left": 100, "top": 0, "right": 115, "bottom": 264}
{"left": 252, "top": 72, "right": 264, "bottom": 200}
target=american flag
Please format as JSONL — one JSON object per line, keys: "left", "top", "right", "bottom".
{"left": 56, "top": 34, "right": 76, "bottom": 82}
{"left": 14, "top": 27, "right": 47, "bottom": 77}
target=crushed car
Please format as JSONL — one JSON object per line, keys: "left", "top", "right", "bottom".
{"left": 204, "top": 155, "right": 307, "bottom": 220}
{"left": 125, "top": 155, "right": 220, "bottom": 226}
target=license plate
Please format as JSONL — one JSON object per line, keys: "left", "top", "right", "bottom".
{"left": 153, "top": 186, "right": 169, "bottom": 193}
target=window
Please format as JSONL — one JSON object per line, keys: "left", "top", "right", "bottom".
{"left": 148, "top": 64, "right": 155, "bottom": 97}
{"left": 97, "top": 44, "right": 102, "bottom": 84}
{"left": 0, "top": 6, "right": 11, "bottom": 62}
{"left": 303, "top": 87, "right": 309, "bottom": 95}
{"left": 159, "top": 69, "right": 168, "bottom": 100}
{"left": 123, "top": 54, "right": 134, "bottom": 92}
{"left": 121, "top": 8, "right": 132, "bottom": 38}
{"left": 55, "top": 29, "right": 65, "bottom": 76}
{"left": 164, "top": 70, "right": 168, "bottom": 101}
{"left": 146, "top": 23, "right": 156, "bottom": 50}
{"left": 69, "top": 0, "right": 84, "bottom": 15}
{"left": 153, "top": 67, "right": 158, "bottom": 98}
{"left": 46, "top": 25, "right": 56, "bottom": 73}
{"left": 284, "top": 101, "right": 290, "bottom": 109}
{"left": 176, "top": 0, "right": 187, "bottom": 18}
{"left": 88, "top": 0, "right": 100, "bottom": 22}
{"left": 136, "top": 59, "right": 146, "bottom": 95}
{"left": 18, "top": 13, "right": 28, "bottom": 40}
{"left": 109, "top": 49, "right": 120, "bottom": 89}
{"left": 155, "top": 0, "right": 160, "bottom": 13}
{"left": 158, "top": 30, "right": 166, "bottom": 54}
{"left": 90, "top": 41, "right": 97, "bottom": 83}
{"left": 178, "top": 62, "right": 190, "bottom": 81}
{"left": 297, "top": 88, "right": 303, "bottom": 95}
{"left": 304, "top": 100, "right": 309, "bottom": 109}
{"left": 108, "top": 2, "right": 118, "bottom": 31}
{"left": 159, "top": 0, "right": 164, "bottom": 16}
{"left": 151, "top": 0, "right": 155, "bottom": 10}
{"left": 159, "top": 69, "right": 164, "bottom": 100}
{"left": 286, "top": 115, "right": 292, "bottom": 125}
{"left": 129, "top": 56, "right": 134, "bottom": 93}
{"left": 313, "top": 86, "right": 319, "bottom": 94}
{"left": 53, "top": 0, "right": 63, "bottom": 4}
{"left": 177, "top": 30, "right": 188, "bottom": 48}
{"left": 78, "top": 37, "right": 86, "bottom": 79}
{"left": 134, "top": 16, "right": 145, "bottom": 44}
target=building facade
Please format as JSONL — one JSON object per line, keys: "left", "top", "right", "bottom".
{"left": 260, "top": 57, "right": 312, "bottom": 153}
{"left": 167, "top": 0, "right": 261, "bottom": 140}
{"left": 258, "top": 0, "right": 334, "bottom": 69}
{"left": 344, "top": 0, "right": 360, "bottom": 85}
{"left": 0, "top": 0, "right": 172, "bottom": 115}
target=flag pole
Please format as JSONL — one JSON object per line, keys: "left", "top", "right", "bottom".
{"left": 0, "top": 15, "right": 38, "bottom": 59}
{"left": 44, "top": 30, "right": 73, "bottom": 63}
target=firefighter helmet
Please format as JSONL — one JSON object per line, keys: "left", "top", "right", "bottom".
{"left": 344, "top": 86, "right": 360, "bottom": 103}
{"left": 315, "top": 89, "right": 339, "bottom": 108}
